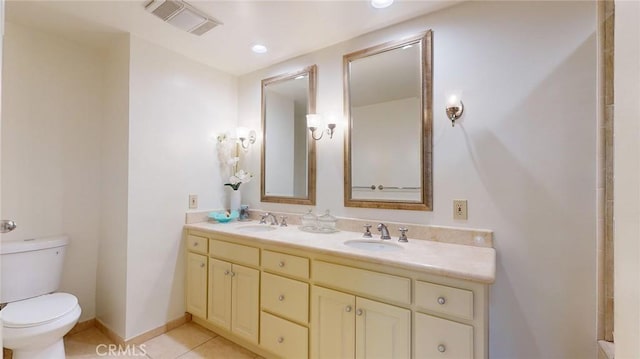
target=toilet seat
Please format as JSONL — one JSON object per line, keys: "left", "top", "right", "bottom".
{"left": 2, "top": 293, "right": 78, "bottom": 328}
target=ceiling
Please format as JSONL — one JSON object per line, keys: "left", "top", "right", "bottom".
{"left": 5, "top": 0, "right": 457, "bottom": 76}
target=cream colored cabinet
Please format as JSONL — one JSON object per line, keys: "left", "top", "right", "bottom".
{"left": 415, "top": 312, "right": 473, "bottom": 358}
{"left": 312, "top": 286, "right": 410, "bottom": 359}
{"left": 260, "top": 251, "right": 310, "bottom": 358}
{"left": 186, "top": 252, "right": 208, "bottom": 318}
{"left": 208, "top": 258, "right": 260, "bottom": 344}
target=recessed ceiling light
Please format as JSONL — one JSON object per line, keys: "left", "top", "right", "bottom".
{"left": 371, "top": 0, "right": 393, "bottom": 9}
{"left": 252, "top": 44, "right": 267, "bottom": 54}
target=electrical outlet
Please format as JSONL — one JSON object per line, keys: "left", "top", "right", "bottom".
{"left": 189, "top": 194, "right": 198, "bottom": 209}
{"left": 453, "top": 200, "right": 468, "bottom": 220}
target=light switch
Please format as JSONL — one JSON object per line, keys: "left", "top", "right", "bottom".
{"left": 189, "top": 194, "right": 198, "bottom": 209}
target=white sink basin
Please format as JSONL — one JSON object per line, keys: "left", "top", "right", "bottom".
{"left": 237, "top": 225, "right": 278, "bottom": 233}
{"left": 343, "top": 239, "right": 403, "bottom": 252}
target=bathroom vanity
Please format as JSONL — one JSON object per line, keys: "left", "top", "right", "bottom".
{"left": 183, "top": 220, "right": 495, "bottom": 359}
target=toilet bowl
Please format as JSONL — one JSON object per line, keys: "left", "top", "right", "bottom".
{"left": 2, "top": 293, "right": 81, "bottom": 359}
{"left": 1, "top": 236, "right": 82, "bottom": 359}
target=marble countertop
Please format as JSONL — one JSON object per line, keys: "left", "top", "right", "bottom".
{"left": 185, "top": 220, "right": 496, "bottom": 284}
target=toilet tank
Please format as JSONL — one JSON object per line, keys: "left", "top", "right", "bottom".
{"left": 0, "top": 235, "right": 69, "bottom": 304}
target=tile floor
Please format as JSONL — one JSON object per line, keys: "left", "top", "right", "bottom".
{"left": 6, "top": 322, "right": 261, "bottom": 359}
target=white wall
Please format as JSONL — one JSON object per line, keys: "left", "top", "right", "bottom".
{"left": 1, "top": 21, "right": 103, "bottom": 322}
{"left": 125, "top": 36, "right": 238, "bottom": 339}
{"left": 238, "top": 2, "right": 597, "bottom": 358}
{"left": 96, "top": 35, "right": 130, "bottom": 337}
{"left": 613, "top": 0, "right": 640, "bottom": 357}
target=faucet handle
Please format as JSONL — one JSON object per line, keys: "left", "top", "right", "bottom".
{"left": 280, "top": 216, "right": 288, "bottom": 227}
{"left": 398, "top": 227, "right": 409, "bottom": 243}
{"left": 363, "top": 224, "right": 372, "bottom": 238}
{"left": 259, "top": 214, "right": 268, "bottom": 224}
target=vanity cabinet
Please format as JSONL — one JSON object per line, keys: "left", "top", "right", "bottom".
{"left": 207, "top": 240, "right": 260, "bottom": 344}
{"left": 260, "top": 250, "right": 310, "bottom": 359}
{"left": 311, "top": 270, "right": 411, "bottom": 359}
{"left": 185, "top": 234, "right": 208, "bottom": 319}
{"left": 184, "top": 228, "right": 490, "bottom": 359}
{"left": 186, "top": 252, "right": 208, "bottom": 318}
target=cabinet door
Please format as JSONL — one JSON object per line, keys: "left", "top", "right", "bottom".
{"left": 186, "top": 252, "right": 207, "bottom": 318}
{"left": 415, "top": 312, "right": 473, "bottom": 359}
{"left": 355, "top": 297, "right": 410, "bottom": 359}
{"left": 231, "top": 264, "right": 260, "bottom": 344}
{"left": 208, "top": 258, "right": 232, "bottom": 330}
{"left": 311, "top": 286, "right": 356, "bottom": 359}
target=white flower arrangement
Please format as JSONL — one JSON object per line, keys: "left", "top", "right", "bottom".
{"left": 217, "top": 132, "right": 253, "bottom": 191}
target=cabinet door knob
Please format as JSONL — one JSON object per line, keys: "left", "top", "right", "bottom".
{"left": 277, "top": 337, "right": 284, "bottom": 344}
{"left": 278, "top": 261, "right": 285, "bottom": 267}
{"left": 230, "top": 272, "right": 235, "bottom": 277}
{"left": 278, "top": 295, "right": 285, "bottom": 301}
{"left": 437, "top": 296, "right": 446, "bottom": 305}
{"left": 200, "top": 263, "right": 205, "bottom": 268}
{"left": 356, "top": 309, "right": 364, "bottom": 316}
{"left": 345, "top": 305, "right": 352, "bottom": 312}
{"left": 437, "top": 344, "right": 446, "bottom": 353}
{"left": 224, "top": 270, "right": 230, "bottom": 275}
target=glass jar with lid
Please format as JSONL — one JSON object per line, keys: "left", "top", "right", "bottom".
{"left": 301, "top": 209, "right": 317, "bottom": 228}
{"left": 317, "top": 210, "right": 337, "bottom": 231}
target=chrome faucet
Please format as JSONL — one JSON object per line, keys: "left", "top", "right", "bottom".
{"left": 260, "top": 212, "right": 279, "bottom": 226}
{"left": 377, "top": 223, "right": 391, "bottom": 240}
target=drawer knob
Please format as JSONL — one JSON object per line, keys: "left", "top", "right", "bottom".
{"left": 437, "top": 296, "right": 446, "bottom": 305}
{"left": 277, "top": 337, "right": 284, "bottom": 344}
{"left": 356, "top": 309, "right": 364, "bottom": 316}
{"left": 278, "top": 295, "right": 285, "bottom": 301}
{"left": 437, "top": 344, "right": 446, "bottom": 353}
{"left": 345, "top": 305, "right": 352, "bottom": 312}
{"left": 278, "top": 261, "right": 286, "bottom": 268}
{"left": 193, "top": 242, "right": 199, "bottom": 246}
{"left": 200, "top": 263, "right": 205, "bottom": 268}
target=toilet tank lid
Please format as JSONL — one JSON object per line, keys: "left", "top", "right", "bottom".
{"left": 0, "top": 235, "right": 69, "bottom": 255}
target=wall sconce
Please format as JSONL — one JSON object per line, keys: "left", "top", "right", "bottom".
{"left": 236, "top": 127, "right": 256, "bottom": 149}
{"left": 445, "top": 95, "right": 464, "bottom": 127}
{"left": 307, "top": 114, "right": 336, "bottom": 141}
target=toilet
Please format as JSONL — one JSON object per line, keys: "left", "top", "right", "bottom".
{"left": 1, "top": 235, "right": 82, "bottom": 359}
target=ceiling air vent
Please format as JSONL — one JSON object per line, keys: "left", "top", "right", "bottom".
{"left": 145, "top": 0, "right": 223, "bottom": 36}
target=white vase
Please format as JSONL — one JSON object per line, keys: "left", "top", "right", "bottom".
{"left": 229, "top": 189, "right": 241, "bottom": 212}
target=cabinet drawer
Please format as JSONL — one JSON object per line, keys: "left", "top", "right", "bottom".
{"left": 415, "top": 312, "right": 473, "bottom": 358}
{"left": 260, "top": 311, "right": 308, "bottom": 359}
{"left": 262, "top": 272, "right": 309, "bottom": 324}
{"left": 415, "top": 281, "right": 474, "bottom": 320}
{"left": 186, "top": 234, "right": 208, "bottom": 254}
{"left": 263, "top": 250, "right": 309, "bottom": 279}
{"left": 210, "top": 239, "right": 259, "bottom": 267}
{"left": 313, "top": 261, "right": 410, "bottom": 305}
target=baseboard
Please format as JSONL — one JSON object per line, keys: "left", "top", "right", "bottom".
{"left": 125, "top": 313, "right": 192, "bottom": 345}
{"left": 95, "top": 313, "right": 192, "bottom": 346}
{"left": 66, "top": 318, "right": 96, "bottom": 336}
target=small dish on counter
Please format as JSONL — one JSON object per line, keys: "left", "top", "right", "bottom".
{"left": 209, "top": 210, "right": 239, "bottom": 223}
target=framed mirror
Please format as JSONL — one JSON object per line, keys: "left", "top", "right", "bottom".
{"left": 261, "top": 65, "right": 317, "bottom": 205}
{"left": 344, "top": 31, "right": 432, "bottom": 210}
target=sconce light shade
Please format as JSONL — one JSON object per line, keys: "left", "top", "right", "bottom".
{"left": 445, "top": 95, "right": 464, "bottom": 127}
